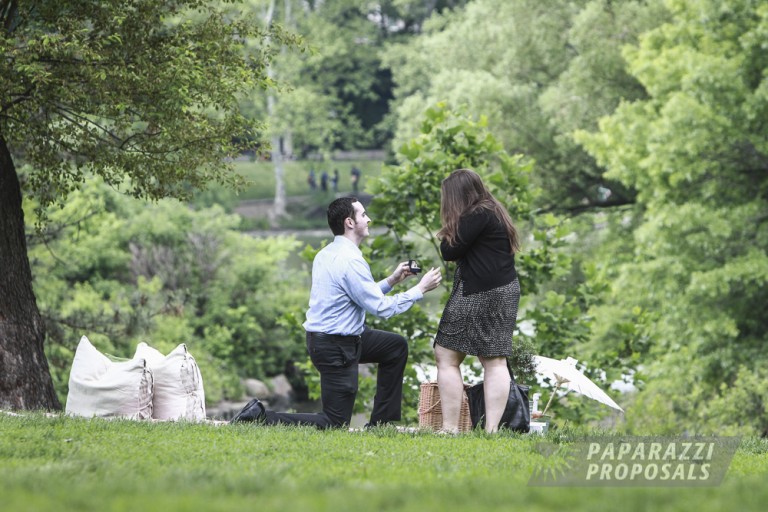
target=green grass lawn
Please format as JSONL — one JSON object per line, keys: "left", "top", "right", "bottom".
{"left": 231, "top": 159, "right": 384, "bottom": 200}
{"left": 2, "top": 413, "right": 767, "bottom": 512}
{"left": 190, "top": 159, "right": 386, "bottom": 230}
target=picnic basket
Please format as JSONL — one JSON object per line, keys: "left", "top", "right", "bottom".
{"left": 417, "top": 381, "right": 473, "bottom": 432}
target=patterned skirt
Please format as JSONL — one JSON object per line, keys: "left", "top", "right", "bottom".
{"left": 434, "top": 266, "right": 520, "bottom": 358}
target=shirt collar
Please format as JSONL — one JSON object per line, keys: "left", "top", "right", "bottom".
{"left": 334, "top": 235, "right": 362, "bottom": 255}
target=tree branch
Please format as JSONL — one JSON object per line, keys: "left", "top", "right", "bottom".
{"left": 1, "top": 0, "right": 18, "bottom": 33}
{"left": 41, "top": 311, "right": 126, "bottom": 340}
{"left": 53, "top": 105, "right": 124, "bottom": 146}
{"left": 537, "top": 196, "right": 637, "bottom": 217}
{"left": 0, "top": 85, "right": 36, "bottom": 115}
{"left": 26, "top": 209, "right": 101, "bottom": 248}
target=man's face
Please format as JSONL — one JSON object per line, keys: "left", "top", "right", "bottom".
{"left": 350, "top": 201, "right": 370, "bottom": 238}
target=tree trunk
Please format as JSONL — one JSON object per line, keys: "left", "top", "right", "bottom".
{"left": 268, "top": 126, "right": 288, "bottom": 228}
{"left": 265, "top": 0, "right": 287, "bottom": 226}
{"left": 0, "top": 136, "right": 61, "bottom": 410}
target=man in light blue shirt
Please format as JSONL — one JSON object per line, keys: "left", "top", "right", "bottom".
{"left": 232, "top": 197, "right": 442, "bottom": 428}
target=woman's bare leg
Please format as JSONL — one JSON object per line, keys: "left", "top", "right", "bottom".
{"left": 435, "top": 344, "right": 466, "bottom": 433}
{"left": 478, "top": 356, "right": 510, "bottom": 433}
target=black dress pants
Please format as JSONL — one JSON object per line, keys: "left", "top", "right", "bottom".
{"left": 262, "top": 327, "right": 408, "bottom": 429}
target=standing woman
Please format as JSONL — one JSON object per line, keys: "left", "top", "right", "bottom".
{"left": 434, "top": 169, "right": 521, "bottom": 433}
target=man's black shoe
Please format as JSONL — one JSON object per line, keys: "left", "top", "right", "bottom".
{"left": 363, "top": 421, "right": 393, "bottom": 430}
{"left": 230, "top": 398, "right": 266, "bottom": 423}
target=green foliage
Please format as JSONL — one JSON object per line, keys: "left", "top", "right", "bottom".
{"left": 369, "top": 103, "right": 536, "bottom": 262}
{"left": 237, "top": 0, "right": 426, "bottom": 154}
{"left": 291, "top": 1, "right": 384, "bottom": 148}
{"left": 2, "top": 413, "right": 768, "bottom": 512}
{"left": 1, "top": 0, "right": 302, "bottom": 215}
{"left": 384, "top": 0, "right": 669, "bottom": 210}
{"left": 238, "top": 0, "right": 473, "bottom": 156}
{"left": 704, "top": 365, "right": 768, "bottom": 436}
{"left": 27, "top": 178, "right": 308, "bottom": 405}
{"left": 198, "top": 233, "right": 307, "bottom": 381}
{"left": 576, "top": 0, "right": 768, "bottom": 433}
{"left": 0, "top": 0, "right": 302, "bottom": 410}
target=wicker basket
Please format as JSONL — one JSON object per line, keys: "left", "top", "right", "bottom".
{"left": 417, "top": 382, "right": 473, "bottom": 432}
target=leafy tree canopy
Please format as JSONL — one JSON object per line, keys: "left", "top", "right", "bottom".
{"left": 1, "top": 0, "right": 300, "bottom": 212}
{"left": 0, "top": 0, "right": 301, "bottom": 410}
{"left": 576, "top": 0, "right": 768, "bottom": 434}
{"left": 384, "top": 0, "right": 668, "bottom": 210}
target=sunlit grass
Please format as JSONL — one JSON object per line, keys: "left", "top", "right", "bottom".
{"left": 2, "top": 413, "right": 767, "bottom": 512}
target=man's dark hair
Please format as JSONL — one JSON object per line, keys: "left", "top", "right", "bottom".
{"left": 327, "top": 197, "right": 359, "bottom": 235}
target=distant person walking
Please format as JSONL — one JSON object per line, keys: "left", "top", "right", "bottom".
{"left": 332, "top": 169, "right": 339, "bottom": 193}
{"left": 350, "top": 166, "right": 361, "bottom": 193}
{"left": 307, "top": 168, "right": 317, "bottom": 191}
{"left": 320, "top": 170, "right": 329, "bottom": 192}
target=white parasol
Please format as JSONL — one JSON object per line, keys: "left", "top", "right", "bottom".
{"left": 533, "top": 356, "right": 624, "bottom": 416}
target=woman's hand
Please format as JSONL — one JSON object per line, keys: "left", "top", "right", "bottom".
{"left": 416, "top": 267, "right": 442, "bottom": 294}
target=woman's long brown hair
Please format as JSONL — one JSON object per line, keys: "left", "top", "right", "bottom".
{"left": 437, "top": 168, "right": 520, "bottom": 253}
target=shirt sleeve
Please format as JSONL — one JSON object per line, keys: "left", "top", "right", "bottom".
{"left": 378, "top": 279, "right": 392, "bottom": 294}
{"left": 440, "top": 210, "right": 489, "bottom": 261}
{"left": 344, "top": 257, "right": 423, "bottom": 319}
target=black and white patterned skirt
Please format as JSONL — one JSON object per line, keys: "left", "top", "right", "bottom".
{"left": 434, "top": 267, "right": 520, "bottom": 357}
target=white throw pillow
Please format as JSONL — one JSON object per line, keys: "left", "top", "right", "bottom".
{"left": 134, "top": 342, "right": 206, "bottom": 421}
{"left": 66, "top": 336, "right": 153, "bottom": 420}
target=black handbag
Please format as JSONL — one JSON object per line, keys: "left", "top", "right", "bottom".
{"left": 466, "top": 376, "right": 530, "bottom": 433}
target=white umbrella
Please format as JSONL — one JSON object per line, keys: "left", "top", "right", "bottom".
{"left": 533, "top": 356, "right": 624, "bottom": 416}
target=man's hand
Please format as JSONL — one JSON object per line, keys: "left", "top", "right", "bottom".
{"left": 387, "top": 261, "right": 416, "bottom": 287}
{"left": 416, "top": 267, "right": 442, "bottom": 294}
{"left": 387, "top": 261, "right": 428, "bottom": 288}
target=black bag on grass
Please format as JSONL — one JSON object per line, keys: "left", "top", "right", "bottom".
{"left": 466, "top": 376, "right": 530, "bottom": 433}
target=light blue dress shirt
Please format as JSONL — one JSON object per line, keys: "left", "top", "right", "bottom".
{"left": 303, "top": 236, "right": 424, "bottom": 336}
